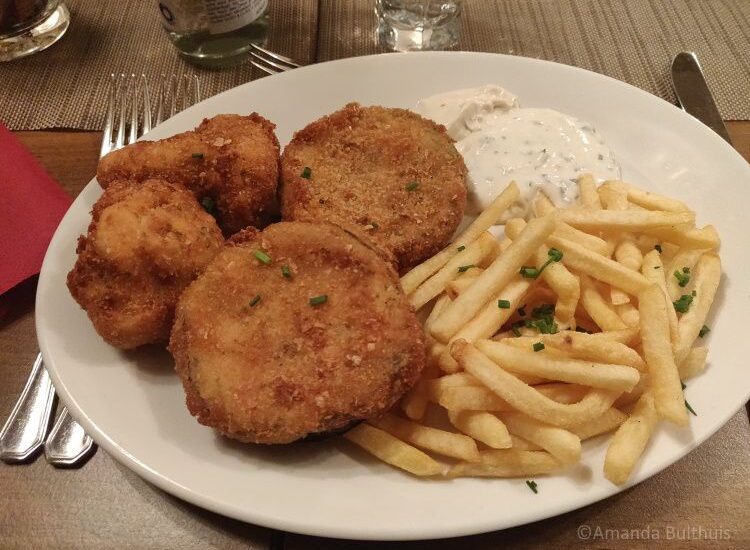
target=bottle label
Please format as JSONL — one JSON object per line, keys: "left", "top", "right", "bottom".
{"left": 203, "top": 0, "right": 268, "bottom": 34}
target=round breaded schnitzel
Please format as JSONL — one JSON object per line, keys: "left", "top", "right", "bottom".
{"left": 67, "top": 179, "right": 224, "bottom": 349}
{"left": 170, "top": 221, "right": 426, "bottom": 444}
{"left": 97, "top": 113, "right": 280, "bottom": 235}
{"left": 280, "top": 103, "right": 468, "bottom": 272}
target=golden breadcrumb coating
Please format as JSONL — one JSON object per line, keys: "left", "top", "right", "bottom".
{"left": 280, "top": 103, "right": 467, "bottom": 272}
{"left": 97, "top": 113, "right": 280, "bottom": 235}
{"left": 67, "top": 179, "right": 224, "bottom": 349}
{"left": 170, "top": 221, "right": 426, "bottom": 444}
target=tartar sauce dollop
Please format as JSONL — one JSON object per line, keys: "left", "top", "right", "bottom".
{"left": 416, "top": 85, "right": 621, "bottom": 218}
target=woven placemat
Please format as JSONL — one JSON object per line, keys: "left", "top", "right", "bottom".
{"left": 1, "top": 0, "right": 748, "bottom": 130}
{"left": 0, "top": 0, "right": 318, "bottom": 130}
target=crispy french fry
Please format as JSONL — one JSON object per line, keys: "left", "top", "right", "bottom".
{"left": 400, "top": 182, "right": 520, "bottom": 294}
{"left": 599, "top": 182, "right": 629, "bottom": 210}
{"left": 437, "top": 386, "right": 513, "bottom": 411}
{"left": 578, "top": 174, "right": 601, "bottom": 209}
{"left": 476, "top": 340, "right": 640, "bottom": 392}
{"left": 425, "top": 294, "right": 452, "bottom": 333}
{"left": 674, "top": 253, "right": 721, "bottom": 364}
{"left": 448, "top": 450, "right": 562, "bottom": 478}
{"left": 506, "top": 332, "right": 646, "bottom": 371}
{"left": 604, "top": 392, "right": 658, "bottom": 485}
{"left": 615, "top": 239, "right": 643, "bottom": 272}
{"left": 554, "top": 222, "right": 611, "bottom": 257}
{"left": 371, "top": 414, "right": 480, "bottom": 462}
{"left": 437, "top": 277, "right": 532, "bottom": 372}
{"left": 578, "top": 273, "right": 629, "bottom": 331}
{"left": 610, "top": 287, "right": 630, "bottom": 306}
{"left": 595, "top": 327, "right": 640, "bottom": 345}
{"left": 451, "top": 341, "right": 619, "bottom": 427}
{"left": 558, "top": 209, "right": 694, "bottom": 232}
{"left": 409, "top": 232, "right": 497, "bottom": 310}
{"left": 607, "top": 180, "right": 691, "bottom": 213}
{"left": 510, "top": 435, "right": 543, "bottom": 451}
{"left": 498, "top": 412, "right": 581, "bottom": 465}
{"left": 401, "top": 376, "right": 433, "bottom": 421}
{"left": 343, "top": 424, "right": 443, "bottom": 477}
{"left": 615, "top": 302, "right": 640, "bottom": 328}
{"left": 431, "top": 215, "right": 556, "bottom": 342}
{"left": 448, "top": 410, "right": 512, "bottom": 449}
{"left": 678, "top": 346, "right": 708, "bottom": 380}
{"left": 532, "top": 192, "right": 555, "bottom": 216}
{"left": 568, "top": 408, "right": 627, "bottom": 440}
{"left": 445, "top": 274, "right": 480, "bottom": 299}
{"left": 550, "top": 236, "right": 650, "bottom": 295}
{"left": 642, "top": 249, "right": 680, "bottom": 347}
{"left": 638, "top": 284, "right": 688, "bottom": 426}
{"left": 646, "top": 224, "right": 720, "bottom": 250}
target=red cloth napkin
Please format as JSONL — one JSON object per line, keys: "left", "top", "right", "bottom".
{"left": 0, "top": 123, "right": 73, "bottom": 296}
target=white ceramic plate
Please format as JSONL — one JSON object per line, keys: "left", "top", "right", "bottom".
{"left": 37, "top": 52, "right": 750, "bottom": 541}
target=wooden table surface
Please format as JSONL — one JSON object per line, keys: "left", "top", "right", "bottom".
{"left": 1, "top": 124, "right": 749, "bottom": 549}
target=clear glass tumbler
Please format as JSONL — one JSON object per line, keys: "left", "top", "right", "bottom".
{"left": 376, "top": 0, "right": 462, "bottom": 52}
{"left": 0, "top": 0, "right": 69, "bottom": 62}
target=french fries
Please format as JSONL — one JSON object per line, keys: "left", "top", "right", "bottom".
{"left": 348, "top": 178, "right": 720, "bottom": 485}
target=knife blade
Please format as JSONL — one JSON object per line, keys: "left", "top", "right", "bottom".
{"left": 671, "top": 52, "right": 732, "bottom": 144}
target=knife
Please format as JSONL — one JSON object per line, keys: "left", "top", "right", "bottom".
{"left": 671, "top": 52, "right": 732, "bottom": 144}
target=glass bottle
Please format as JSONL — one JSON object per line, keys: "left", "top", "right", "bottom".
{"left": 157, "top": 0, "right": 269, "bottom": 68}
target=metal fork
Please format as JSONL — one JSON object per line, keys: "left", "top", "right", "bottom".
{"left": 248, "top": 43, "right": 302, "bottom": 74}
{"left": 0, "top": 73, "right": 200, "bottom": 468}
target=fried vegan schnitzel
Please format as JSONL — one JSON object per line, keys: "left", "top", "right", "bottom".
{"left": 280, "top": 103, "right": 467, "bottom": 272}
{"left": 169, "top": 221, "right": 426, "bottom": 444}
{"left": 97, "top": 113, "right": 280, "bottom": 235}
{"left": 67, "top": 179, "right": 224, "bottom": 349}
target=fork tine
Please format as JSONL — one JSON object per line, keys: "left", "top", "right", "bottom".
{"left": 170, "top": 74, "right": 178, "bottom": 118}
{"left": 114, "top": 74, "right": 127, "bottom": 150}
{"left": 128, "top": 74, "right": 139, "bottom": 145}
{"left": 155, "top": 74, "right": 165, "bottom": 126}
{"left": 100, "top": 74, "right": 116, "bottom": 157}
{"left": 141, "top": 74, "right": 152, "bottom": 135}
{"left": 250, "top": 56, "right": 280, "bottom": 75}
{"left": 193, "top": 75, "right": 201, "bottom": 103}
{"left": 249, "top": 51, "right": 292, "bottom": 74}
{"left": 250, "top": 43, "right": 301, "bottom": 68}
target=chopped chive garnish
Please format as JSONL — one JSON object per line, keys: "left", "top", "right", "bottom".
{"left": 525, "top": 480, "right": 538, "bottom": 494}
{"left": 192, "top": 152, "right": 204, "bottom": 159}
{"left": 532, "top": 304, "right": 555, "bottom": 318}
{"left": 301, "top": 166, "right": 312, "bottom": 179}
{"left": 699, "top": 325, "right": 711, "bottom": 338}
{"left": 497, "top": 299, "right": 511, "bottom": 309}
{"left": 200, "top": 196, "right": 217, "bottom": 216}
{"left": 309, "top": 294, "right": 328, "bottom": 306}
{"left": 654, "top": 266, "right": 661, "bottom": 269}
{"left": 655, "top": 244, "right": 662, "bottom": 253}
{"left": 532, "top": 342, "right": 545, "bottom": 352}
{"left": 249, "top": 295, "right": 261, "bottom": 307}
{"left": 674, "top": 269, "right": 690, "bottom": 287}
{"left": 405, "top": 181, "right": 419, "bottom": 192}
{"left": 673, "top": 294, "right": 694, "bottom": 313}
{"left": 547, "top": 248, "right": 563, "bottom": 262}
{"left": 692, "top": 289, "right": 697, "bottom": 296}
{"left": 519, "top": 266, "right": 540, "bottom": 279}
{"left": 281, "top": 265, "right": 292, "bottom": 279}
{"left": 457, "top": 245, "right": 466, "bottom": 252}
{"left": 458, "top": 264, "right": 475, "bottom": 273}
{"left": 254, "top": 250, "right": 272, "bottom": 265}
{"left": 511, "top": 321, "right": 523, "bottom": 337}
{"left": 685, "top": 400, "right": 697, "bottom": 416}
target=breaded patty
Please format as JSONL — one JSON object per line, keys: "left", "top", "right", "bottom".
{"left": 97, "top": 114, "right": 280, "bottom": 235}
{"left": 67, "top": 179, "right": 224, "bottom": 349}
{"left": 280, "top": 103, "right": 467, "bottom": 272}
{"left": 169, "top": 221, "right": 426, "bottom": 444}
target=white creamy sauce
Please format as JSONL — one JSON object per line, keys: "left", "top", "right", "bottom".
{"left": 416, "top": 85, "right": 621, "bottom": 217}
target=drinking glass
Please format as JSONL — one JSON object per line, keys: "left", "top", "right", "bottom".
{"left": 376, "top": 0, "right": 462, "bottom": 52}
{"left": 0, "top": 0, "right": 69, "bottom": 62}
